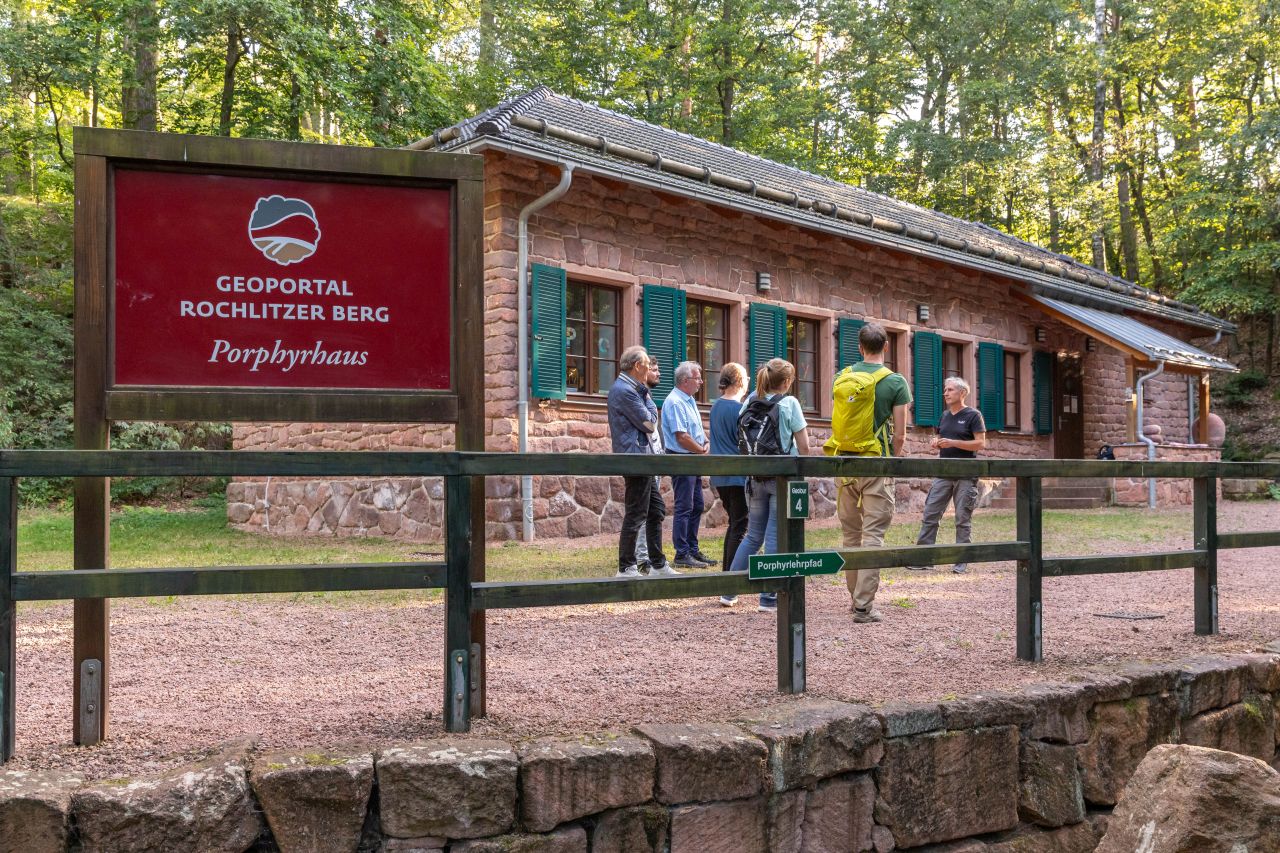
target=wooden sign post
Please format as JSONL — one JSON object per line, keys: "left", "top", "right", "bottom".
{"left": 72, "top": 129, "right": 484, "bottom": 744}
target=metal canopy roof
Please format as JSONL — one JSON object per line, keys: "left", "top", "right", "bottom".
{"left": 1031, "top": 295, "right": 1238, "bottom": 373}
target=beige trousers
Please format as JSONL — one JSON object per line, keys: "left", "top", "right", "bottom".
{"left": 837, "top": 476, "right": 896, "bottom": 611}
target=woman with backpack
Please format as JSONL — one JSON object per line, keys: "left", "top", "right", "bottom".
{"left": 727, "top": 358, "right": 810, "bottom": 612}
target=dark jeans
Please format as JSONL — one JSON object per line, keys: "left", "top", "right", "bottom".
{"left": 671, "top": 474, "right": 705, "bottom": 558}
{"left": 714, "top": 484, "right": 749, "bottom": 570}
{"left": 619, "top": 475, "right": 667, "bottom": 570}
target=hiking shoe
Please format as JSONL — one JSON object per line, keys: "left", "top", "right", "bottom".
{"left": 674, "top": 554, "right": 710, "bottom": 569}
{"left": 952, "top": 564, "right": 968, "bottom": 574}
{"left": 616, "top": 566, "right": 642, "bottom": 578}
{"left": 852, "top": 608, "right": 883, "bottom": 624}
{"left": 692, "top": 550, "right": 719, "bottom": 566}
{"left": 649, "top": 564, "right": 682, "bottom": 577}
{"left": 906, "top": 565, "right": 930, "bottom": 571}
{"left": 757, "top": 601, "right": 778, "bottom": 613}
{"left": 719, "top": 596, "right": 738, "bottom": 607}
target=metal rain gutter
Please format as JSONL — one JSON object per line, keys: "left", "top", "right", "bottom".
{"left": 455, "top": 135, "right": 1231, "bottom": 335}
{"left": 1135, "top": 360, "right": 1166, "bottom": 509}
{"left": 516, "top": 162, "right": 575, "bottom": 542}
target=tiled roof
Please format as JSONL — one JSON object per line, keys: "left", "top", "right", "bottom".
{"left": 423, "top": 87, "right": 1234, "bottom": 335}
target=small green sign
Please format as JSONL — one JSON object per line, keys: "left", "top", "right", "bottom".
{"left": 786, "top": 480, "right": 810, "bottom": 519}
{"left": 748, "top": 551, "right": 846, "bottom": 579}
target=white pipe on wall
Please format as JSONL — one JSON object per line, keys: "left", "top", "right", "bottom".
{"left": 1134, "top": 360, "right": 1166, "bottom": 509}
{"left": 516, "top": 164, "right": 575, "bottom": 542}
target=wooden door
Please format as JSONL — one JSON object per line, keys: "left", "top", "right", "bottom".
{"left": 1054, "top": 353, "right": 1085, "bottom": 458}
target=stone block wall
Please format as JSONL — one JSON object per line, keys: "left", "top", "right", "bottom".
{"left": 7, "top": 649, "right": 1278, "bottom": 853}
{"left": 1110, "top": 444, "right": 1221, "bottom": 506}
{"left": 232, "top": 150, "right": 1210, "bottom": 543}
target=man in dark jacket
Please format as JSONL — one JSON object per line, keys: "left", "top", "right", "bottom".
{"left": 608, "top": 345, "right": 672, "bottom": 577}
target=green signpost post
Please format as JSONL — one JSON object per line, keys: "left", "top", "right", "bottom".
{"left": 748, "top": 551, "right": 845, "bottom": 580}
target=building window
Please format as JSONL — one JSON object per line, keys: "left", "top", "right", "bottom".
{"left": 686, "top": 299, "right": 729, "bottom": 402}
{"left": 943, "top": 341, "right": 964, "bottom": 381}
{"left": 1005, "top": 351, "right": 1022, "bottom": 430}
{"left": 884, "top": 330, "right": 900, "bottom": 374}
{"left": 786, "top": 315, "right": 819, "bottom": 414}
{"left": 566, "top": 280, "right": 620, "bottom": 395}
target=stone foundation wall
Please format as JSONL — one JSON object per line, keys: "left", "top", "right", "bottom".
{"left": 1110, "top": 444, "right": 1222, "bottom": 507}
{"left": 7, "top": 649, "right": 1278, "bottom": 853}
{"left": 230, "top": 150, "right": 1197, "bottom": 543}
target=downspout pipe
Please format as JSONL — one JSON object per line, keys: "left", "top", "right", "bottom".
{"left": 1134, "top": 359, "right": 1166, "bottom": 509}
{"left": 517, "top": 163, "right": 575, "bottom": 541}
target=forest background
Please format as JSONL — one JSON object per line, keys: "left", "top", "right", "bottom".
{"left": 1, "top": 0, "right": 1278, "bottom": 502}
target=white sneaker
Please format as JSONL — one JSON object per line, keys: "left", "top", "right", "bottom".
{"left": 649, "top": 564, "right": 682, "bottom": 577}
{"left": 616, "top": 566, "right": 642, "bottom": 578}
{"left": 719, "top": 596, "right": 738, "bottom": 607}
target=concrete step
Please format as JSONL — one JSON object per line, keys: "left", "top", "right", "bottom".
{"left": 1042, "top": 477, "right": 1113, "bottom": 488}
{"left": 1041, "top": 486, "right": 1111, "bottom": 500}
{"left": 1042, "top": 496, "right": 1106, "bottom": 510}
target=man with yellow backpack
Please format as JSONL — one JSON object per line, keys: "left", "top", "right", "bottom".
{"left": 823, "top": 323, "right": 912, "bottom": 623}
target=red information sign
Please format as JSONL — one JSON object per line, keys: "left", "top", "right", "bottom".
{"left": 113, "top": 169, "right": 452, "bottom": 390}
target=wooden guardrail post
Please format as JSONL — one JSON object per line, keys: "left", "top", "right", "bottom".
{"left": 1193, "top": 476, "right": 1219, "bottom": 635}
{"left": 774, "top": 476, "right": 806, "bottom": 693}
{"left": 1016, "top": 476, "right": 1043, "bottom": 662}
{"left": 444, "top": 475, "right": 473, "bottom": 732}
{"left": 1, "top": 477, "right": 16, "bottom": 762}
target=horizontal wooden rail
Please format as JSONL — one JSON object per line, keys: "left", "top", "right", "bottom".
{"left": 838, "top": 541, "right": 1028, "bottom": 571}
{"left": 474, "top": 571, "right": 771, "bottom": 610}
{"left": 11, "top": 562, "right": 446, "bottom": 601}
{"left": 3, "top": 449, "right": 1280, "bottom": 481}
{"left": 1041, "top": 550, "right": 1207, "bottom": 577}
{"left": 1217, "top": 531, "right": 1280, "bottom": 550}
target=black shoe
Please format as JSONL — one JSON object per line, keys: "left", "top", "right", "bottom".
{"left": 692, "top": 550, "right": 719, "bottom": 566}
{"left": 674, "top": 554, "right": 710, "bottom": 569}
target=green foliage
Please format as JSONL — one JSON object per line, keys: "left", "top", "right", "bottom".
{"left": 1220, "top": 369, "right": 1270, "bottom": 408}
{"left": 1267, "top": 482, "right": 1280, "bottom": 501}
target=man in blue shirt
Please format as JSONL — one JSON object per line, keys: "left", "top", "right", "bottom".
{"left": 661, "top": 361, "right": 717, "bottom": 568}
{"left": 607, "top": 346, "right": 673, "bottom": 578}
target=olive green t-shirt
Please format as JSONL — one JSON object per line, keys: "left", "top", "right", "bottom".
{"left": 849, "top": 361, "right": 913, "bottom": 446}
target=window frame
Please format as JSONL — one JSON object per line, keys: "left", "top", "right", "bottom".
{"left": 1004, "top": 349, "right": 1022, "bottom": 431}
{"left": 685, "top": 297, "right": 730, "bottom": 403}
{"left": 786, "top": 313, "right": 821, "bottom": 415}
{"left": 565, "top": 278, "right": 623, "bottom": 398}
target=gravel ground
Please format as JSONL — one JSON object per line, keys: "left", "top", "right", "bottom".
{"left": 9, "top": 502, "right": 1280, "bottom": 780}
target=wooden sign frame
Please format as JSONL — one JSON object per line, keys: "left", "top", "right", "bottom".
{"left": 72, "top": 128, "right": 485, "bottom": 743}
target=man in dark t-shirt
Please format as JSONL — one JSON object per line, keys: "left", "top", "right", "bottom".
{"left": 908, "top": 376, "right": 986, "bottom": 573}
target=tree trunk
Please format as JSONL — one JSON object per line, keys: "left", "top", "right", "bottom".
{"left": 120, "top": 0, "right": 158, "bottom": 131}
{"left": 288, "top": 73, "right": 301, "bottom": 140}
{"left": 219, "top": 18, "right": 242, "bottom": 137}
{"left": 718, "top": 0, "right": 734, "bottom": 145}
{"left": 1090, "top": 0, "right": 1107, "bottom": 270}
{"left": 1116, "top": 170, "right": 1139, "bottom": 282}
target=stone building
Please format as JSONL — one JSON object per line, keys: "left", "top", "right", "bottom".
{"left": 228, "top": 87, "right": 1237, "bottom": 541}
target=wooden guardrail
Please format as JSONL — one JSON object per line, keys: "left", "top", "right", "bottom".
{"left": 2, "top": 451, "right": 1279, "bottom": 761}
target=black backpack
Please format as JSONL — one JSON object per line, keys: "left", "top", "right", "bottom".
{"left": 737, "top": 394, "right": 787, "bottom": 461}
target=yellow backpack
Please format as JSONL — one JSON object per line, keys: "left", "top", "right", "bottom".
{"left": 823, "top": 364, "right": 893, "bottom": 457}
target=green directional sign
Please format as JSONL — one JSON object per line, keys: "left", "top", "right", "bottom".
{"left": 748, "top": 551, "right": 846, "bottom": 580}
{"left": 786, "top": 480, "right": 810, "bottom": 519}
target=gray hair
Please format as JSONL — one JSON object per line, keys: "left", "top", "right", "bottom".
{"left": 674, "top": 361, "right": 701, "bottom": 384}
{"left": 619, "top": 345, "right": 649, "bottom": 372}
{"left": 944, "top": 376, "right": 971, "bottom": 397}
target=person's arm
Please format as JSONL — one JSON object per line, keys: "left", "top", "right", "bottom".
{"left": 674, "top": 431, "right": 708, "bottom": 453}
{"left": 891, "top": 403, "right": 908, "bottom": 456}
{"left": 938, "top": 431, "right": 985, "bottom": 452}
{"left": 792, "top": 427, "right": 810, "bottom": 455}
{"left": 618, "top": 387, "right": 654, "bottom": 434}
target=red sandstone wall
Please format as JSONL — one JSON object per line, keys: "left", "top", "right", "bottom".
{"left": 231, "top": 151, "right": 1206, "bottom": 541}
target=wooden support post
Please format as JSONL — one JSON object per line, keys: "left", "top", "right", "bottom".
{"left": 73, "top": 151, "right": 110, "bottom": 746}
{"left": 1015, "top": 476, "right": 1043, "bottom": 662}
{"left": 1193, "top": 476, "right": 1218, "bottom": 635}
{"left": 1, "top": 478, "right": 16, "bottom": 762}
{"left": 774, "top": 477, "right": 806, "bottom": 694}
{"left": 444, "top": 475, "right": 473, "bottom": 732}
{"left": 1197, "top": 377, "right": 1211, "bottom": 445}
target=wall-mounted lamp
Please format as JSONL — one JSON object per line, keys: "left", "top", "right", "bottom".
{"left": 1085, "top": 337, "right": 1097, "bottom": 352}
{"left": 1034, "top": 327, "right": 1047, "bottom": 343}
{"left": 916, "top": 304, "right": 930, "bottom": 323}
{"left": 756, "top": 271, "right": 772, "bottom": 293}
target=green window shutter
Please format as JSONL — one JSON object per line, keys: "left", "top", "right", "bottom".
{"left": 837, "top": 318, "right": 866, "bottom": 370}
{"left": 976, "top": 342, "right": 1005, "bottom": 432}
{"left": 912, "top": 331, "right": 943, "bottom": 427}
{"left": 748, "top": 303, "right": 788, "bottom": 388}
{"left": 530, "top": 263, "right": 567, "bottom": 400}
{"left": 642, "top": 284, "right": 687, "bottom": 407}
{"left": 1033, "top": 350, "right": 1054, "bottom": 435}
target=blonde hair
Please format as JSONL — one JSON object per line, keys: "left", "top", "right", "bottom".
{"left": 756, "top": 358, "right": 795, "bottom": 396}
{"left": 718, "top": 362, "right": 748, "bottom": 391}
